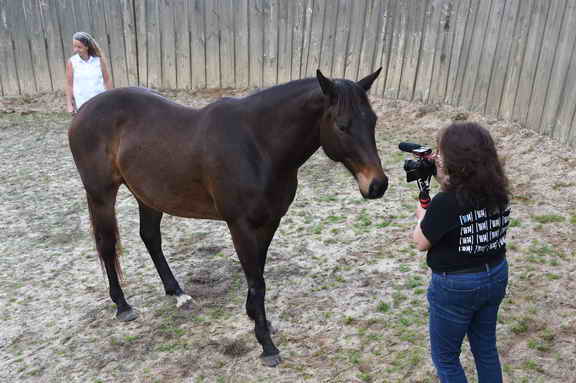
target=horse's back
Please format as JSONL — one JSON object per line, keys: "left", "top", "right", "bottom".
{"left": 68, "top": 88, "right": 224, "bottom": 219}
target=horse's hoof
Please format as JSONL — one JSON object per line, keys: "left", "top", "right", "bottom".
{"left": 176, "top": 294, "right": 196, "bottom": 308}
{"left": 260, "top": 353, "right": 281, "bottom": 367}
{"left": 117, "top": 309, "right": 138, "bottom": 322}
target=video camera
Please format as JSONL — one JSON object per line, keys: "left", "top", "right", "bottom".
{"left": 399, "top": 142, "right": 437, "bottom": 209}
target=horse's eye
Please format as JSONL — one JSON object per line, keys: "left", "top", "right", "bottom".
{"left": 336, "top": 122, "right": 350, "bottom": 133}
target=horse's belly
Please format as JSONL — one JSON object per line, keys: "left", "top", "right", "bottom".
{"left": 118, "top": 148, "right": 222, "bottom": 220}
{"left": 127, "top": 178, "right": 222, "bottom": 219}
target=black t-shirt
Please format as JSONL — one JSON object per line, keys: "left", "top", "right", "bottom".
{"left": 420, "top": 191, "right": 510, "bottom": 273}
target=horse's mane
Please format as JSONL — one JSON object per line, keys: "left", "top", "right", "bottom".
{"left": 246, "top": 77, "right": 367, "bottom": 115}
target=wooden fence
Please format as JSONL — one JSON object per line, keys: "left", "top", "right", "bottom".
{"left": 1, "top": 0, "right": 575, "bottom": 146}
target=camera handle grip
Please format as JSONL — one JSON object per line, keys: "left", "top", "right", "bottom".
{"left": 417, "top": 177, "right": 432, "bottom": 209}
{"left": 419, "top": 190, "right": 431, "bottom": 209}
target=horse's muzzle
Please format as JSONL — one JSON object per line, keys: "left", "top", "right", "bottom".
{"left": 367, "top": 177, "right": 388, "bottom": 199}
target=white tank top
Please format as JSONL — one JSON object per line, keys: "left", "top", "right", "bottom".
{"left": 70, "top": 54, "right": 106, "bottom": 108}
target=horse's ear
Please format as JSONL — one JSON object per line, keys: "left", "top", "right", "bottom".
{"left": 317, "top": 69, "right": 337, "bottom": 102}
{"left": 357, "top": 67, "right": 382, "bottom": 92}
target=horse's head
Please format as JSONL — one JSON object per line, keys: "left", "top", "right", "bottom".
{"left": 316, "top": 68, "right": 388, "bottom": 199}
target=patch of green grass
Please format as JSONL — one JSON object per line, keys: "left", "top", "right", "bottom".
{"left": 357, "top": 372, "right": 372, "bottom": 383}
{"left": 376, "top": 301, "right": 390, "bottom": 313}
{"left": 123, "top": 335, "right": 140, "bottom": 343}
{"left": 376, "top": 220, "right": 392, "bottom": 228}
{"left": 398, "top": 264, "right": 411, "bottom": 273}
{"left": 310, "top": 224, "right": 324, "bottom": 235}
{"left": 405, "top": 275, "right": 424, "bottom": 289}
{"left": 324, "top": 215, "right": 346, "bottom": 224}
{"left": 522, "top": 359, "right": 544, "bottom": 373}
{"left": 348, "top": 350, "right": 362, "bottom": 364}
{"left": 528, "top": 241, "right": 563, "bottom": 259}
{"left": 527, "top": 338, "right": 551, "bottom": 352}
{"left": 354, "top": 210, "right": 373, "bottom": 229}
{"left": 509, "top": 218, "right": 521, "bottom": 227}
{"left": 532, "top": 214, "right": 565, "bottom": 224}
{"left": 545, "top": 273, "right": 560, "bottom": 280}
{"left": 552, "top": 181, "right": 574, "bottom": 190}
{"left": 511, "top": 317, "right": 530, "bottom": 334}
{"left": 571, "top": 215, "right": 576, "bottom": 225}
{"left": 392, "top": 292, "right": 408, "bottom": 307}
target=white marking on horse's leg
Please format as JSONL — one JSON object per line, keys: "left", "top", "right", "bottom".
{"left": 176, "top": 294, "right": 195, "bottom": 308}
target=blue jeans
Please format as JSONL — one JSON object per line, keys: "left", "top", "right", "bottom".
{"left": 427, "top": 259, "right": 508, "bottom": 383}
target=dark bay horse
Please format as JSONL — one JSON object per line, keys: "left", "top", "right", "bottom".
{"left": 68, "top": 68, "right": 388, "bottom": 366}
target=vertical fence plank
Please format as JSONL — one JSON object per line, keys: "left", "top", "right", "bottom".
{"left": 358, "top": 0, "right": 381, "bottom": 81}
{"left": 319, "top": 0, "right": 337, "bottom": 76}
{"left": 384, "top": 0, "right": 408, "bottom": 99}
{"left": 541, "top": 1, "right": 576, "bottom": 140}
{"left": 277, "top": 0, "right": 292, "bottom": 84}
{"left": 526, "top": 0, "right": 567, "bottom": 132}
{"left": 513, "top": 0, "right": 550, "bottom": 124}
{"left": 190, "top": 0, "right": 206, "bottom": 89}
{"left": 24, "top": 0, "right": 52, "bottom": 92}
{"left": 0, "top": 0, "right": 5, "bottom": 95}
{"left": 107, "top": 0, "right": 129, "bottom": 87}
{"left": 413, "top": 0, "right": 437, "bottom": 103}
{"left": 417, "top": 0, "right": 437, "bottom": 103}
{"left": 450, "top": 0, "right": 479, "bottom": 106}
{"left": 303, "top": 0, "right": 325, "bottom": 78}
{"left": 471, "top": 0, "right": 505, "bottom": 113}
{"left": 458, "top": 0, "right": 491, "bottom": 110}
{"left": 122, "top": 0, "right": 138, "bottom": 86}
{"left": 174, "top": 0, "right": 191, "bottom": 89}
{"left": 134, "top": 0, "right": 147, "bottom": 86}
{"left": 59, "top": 0, "right": 78, "bottom": 60}
{"left": 499, "top": 0, "right": 532, "bottom": 120}
{"left": 262, "top": 0, "right": 278, "bottom": 86}
{"left": 345, "top": 0, "right": 368, "bottom": 81}
{"left": 204, "top": 0, "right": 220, "bottom": 88}
{"left": 92, "top": 0, "right": 112, "bottom": 82}
{"left": 234, "top": 0, "right": 249, "bottom": 88}
{"left": 249, "top": 0, "right": 264, "bottom": 87}
{"left": 74, "top": 0, "right": 93, "bottom": 32}
{"left": 428, "top": 0, "right": 456, "bottom": 104}
{"left": 11, "top": 1, "right": 37, "bottom": 93}
{"left": 553, "top": 35, "right": 576, "bottom": 143}
{"left": 42, "top": 1, "right": 66, "bottom": 92}
{"left": 485, "top": 0, "right": 520, "bottom": 117}
{"left": 399, "top": 0, "right": 426, "bottom": 100}
{"left": 332, "top": 0, "right": 351, "bottom": 79}
{"left": 444, "top": 0, "right": 470, "bottom": 105}
{"left": 375, "top": 0, "right": 395, "bottom": 97}
{"left": 219, "top": 0, "right": 235, "bottom": 88}
{"left": 159, "top": 0, "right": 176, "bottom": 89}
{"left": 0, "top": 0, "right": 20, "bottom": 95}
{"left": 368, "top": 0, "right": 387, "bottom": 94}
{"left": 290, "top": 0, "right": 307, "bottom": 80}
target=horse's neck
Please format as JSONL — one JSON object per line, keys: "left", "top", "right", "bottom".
{"left": 249, "top": 87, "right": 326, "bottom": 171}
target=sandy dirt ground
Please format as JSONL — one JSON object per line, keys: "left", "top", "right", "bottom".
{"left": 0, "top": 88, "right": 575, "bottom": 383}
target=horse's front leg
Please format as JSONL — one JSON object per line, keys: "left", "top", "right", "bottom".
{"left": 228, "top": 219, "right": 281, "bottom": 367}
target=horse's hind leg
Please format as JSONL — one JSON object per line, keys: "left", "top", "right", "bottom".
{"left": 87, "top": 188, "right": 137, "bottom": 321}
{"left": 137, "top": 199, "right": 193, "bottom": 307}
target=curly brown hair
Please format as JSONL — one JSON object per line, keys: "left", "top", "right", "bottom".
{"left": 437, "top": 122, "right": 509, "bottom": 209}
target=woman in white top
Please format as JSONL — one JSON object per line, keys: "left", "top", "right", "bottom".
{"left": 65, "top": 32, "right": 112, "bottom": 114}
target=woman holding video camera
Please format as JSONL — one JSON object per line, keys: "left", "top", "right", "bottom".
{"left": 413, "top": 122, "right": 510, "bottom": 383}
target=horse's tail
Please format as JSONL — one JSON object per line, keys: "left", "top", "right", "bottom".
{"left": 86, "top": 192, "right": 125, "bottom": 284}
